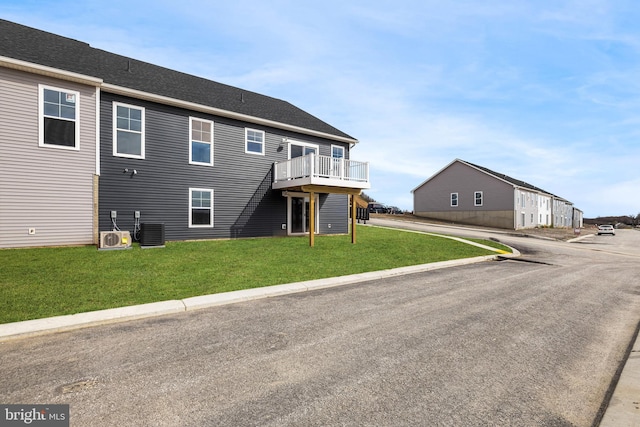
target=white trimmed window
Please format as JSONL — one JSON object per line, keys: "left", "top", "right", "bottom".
{"left": 39, "top": 85, "right": 80, "bottom": 149}
{"left": 189, "top": 117, "right": 214, "bottom": 166}
{"left": 189, "top": 188, "right": 213, "bottom": 228}
{"left": 474, "top": 191, "right": 483, "bottom": 206}
{"left": 114, "top": 102, "right": 144, "bottom": 158}
{"left": 245, "top": 128, "right": 265, "bottom": 155}
{"left": 451, "top": 193, "right": 458, "bottom": 207}
{"left": 331, "top": 145, "right": 345, "bottom": 159}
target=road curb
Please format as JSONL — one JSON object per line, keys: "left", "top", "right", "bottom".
{"left": 599, "top": 322, "right": 640, "bottom": 426}
{"left": 0, "top": 300, "right": 186, "bottom": 342}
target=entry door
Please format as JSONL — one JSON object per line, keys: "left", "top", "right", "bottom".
{"left": 288, "top": 194, "right": 319, "bottom": 234}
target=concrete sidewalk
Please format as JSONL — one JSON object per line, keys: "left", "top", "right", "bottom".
{"left": 599, "top": 327, "right": 640, "bottom": 426}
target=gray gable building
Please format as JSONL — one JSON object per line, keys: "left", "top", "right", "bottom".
{"left": 412, "top": 159, "right": 581, "bottom": 230}
{"left": 0, "top": 19, "right": 369, "bottom": 248}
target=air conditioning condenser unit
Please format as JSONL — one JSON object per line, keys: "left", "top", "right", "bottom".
{"left": 99, "top": 230, "right": 132, "bottom": 250}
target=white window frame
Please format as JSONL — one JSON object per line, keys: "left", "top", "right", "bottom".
{"left": 189, "top": 188, "right": 214, "bottom": 228}
{"left": 113, "top": 102, "right": 145, "bottom": 159}
{"left": 451, "top": 192, "right": 458, "bottom": 207}
{"left": 39, "top": 84, "right": 80, "bottom": 150}
{"left": 288, "top": 140, "right": 319, "bottom": 159}
{"left": 245, "top": 128, "right": 265, "bottom": 155}
{"left": 474, "top": 191, "right": 483, "bottom": 207}
{"left": 189, "top": 117, "right": 214, "bottom": 166}
{"left": 331, "top": 144, "right": 345, "bottom": 159}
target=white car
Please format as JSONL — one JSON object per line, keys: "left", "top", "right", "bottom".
{"left": 597, "top": 225, "right": 615, "bottom": 235}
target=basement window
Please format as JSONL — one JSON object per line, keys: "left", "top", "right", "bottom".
{"left": 189, "top": 188, "right": 214, "bottom": 228}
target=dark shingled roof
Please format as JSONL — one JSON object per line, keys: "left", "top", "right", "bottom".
{"left": 460, "top": 159, "right": 560, "bottom": 198}
{"left": 0, "top": 19, "right": 355, "bottom": 141}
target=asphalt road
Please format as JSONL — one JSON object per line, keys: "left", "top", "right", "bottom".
{"left": 1, "top": 222, "right": 639, "bottom": 426}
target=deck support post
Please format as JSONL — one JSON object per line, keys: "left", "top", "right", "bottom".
{"left": 309, "top": 191, "right": 315, "bottom": 247}
{"left": 351, "top": 193, "right": 357, "bottom": 244}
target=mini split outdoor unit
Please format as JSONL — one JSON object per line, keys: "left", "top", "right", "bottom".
{"left": 99, "top": 230, "right": 132, "bottom": 250}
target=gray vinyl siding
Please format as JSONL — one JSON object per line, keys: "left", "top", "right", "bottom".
{"left": 413, "top": 161, "right": 514, "bottom": 212}
{"left": 99, "top": 93, "right": 349, "bottom": 241}
{"left": 318, "top": 194, "right": 349, "bottom": 234}
{"left": 413, "top": 161, "right": 516, "bottom": 229}
{"left": 0, "top": 67, "right": 96, "bottom": 248}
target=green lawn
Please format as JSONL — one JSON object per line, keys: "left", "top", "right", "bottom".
{"left": 0, "top": 226, "right": 508, "bottom": 324}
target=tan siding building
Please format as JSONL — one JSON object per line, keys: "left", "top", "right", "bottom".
{"left": 0, "top": 67, "right": 98, "bottom": 248}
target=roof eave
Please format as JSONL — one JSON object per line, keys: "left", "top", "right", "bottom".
{"left": 0, "top": 55, "right": 358, "bottom": 145}
{"left": 0, "top": 55, "right": 103, "bottom": 86}
{"left": 102, "top": 83, "right": 359, "bottom": 145}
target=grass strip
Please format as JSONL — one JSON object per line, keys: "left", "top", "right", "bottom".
{"left": 0, "top": 226, "right": 498, "bottom": 323}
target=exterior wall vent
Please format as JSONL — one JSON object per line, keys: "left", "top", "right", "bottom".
{"left": 140, "top": 223, "right": 165, "bottom": 248}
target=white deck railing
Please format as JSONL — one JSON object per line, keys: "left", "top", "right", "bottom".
{"left": 274, "top": 153, "right": 369, "bottom": 186}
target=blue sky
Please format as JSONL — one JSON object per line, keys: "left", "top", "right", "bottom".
{"left": 3, "top": 0, "right": 639, "bottom": 217}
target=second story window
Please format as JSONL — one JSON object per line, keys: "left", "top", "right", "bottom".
{"left": 332, "top": 145, "right": 345, "bottom": 159}
{"left": 40, "top": 85, "right": 79, "bottom": 149}
{"left": 114, "top": 103, "right": 144, "bottom": 158}
{"left": 190, "top": 118, "right": 213, "bottom": 166}
{"left": 245, "top": 128, "right": 265, "bottom": 155}
{"left": 451, "top": 193, "right": 458, "bottom": 207}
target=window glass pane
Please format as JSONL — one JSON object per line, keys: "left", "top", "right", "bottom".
{"left": 116, "top": 105, "right": 129, "bottom": 119}
{"left": 44, "top": 117, "right": 75, "bottom": 147}
{"left": 290, "top": 145, "right": 303, "bottom": 158}
{"left": 116, "top": 130, "right": 141, "bottom": 155}
{"left": 247, "top": 130, "right": 262, "bottom": 142}
{"left": 192, "top": 191, "right": 212, "bottom": 208}
{"left": 129, "top": 119, "right": 142, "bottom": 132}
{"left": 117, "top": 117, "right": 130, "bottom": 130}
{"left": 201, "top": 121, "right": 211, "bottom": 135}
{"left": 192, "top": 192, "right": 201, "bottom": 208}
{"left": 61, "top": 93, "right": 76, "bottom": 106}
{"left": 247, "top": 141, "right": 262, "bottom": 153}
{"left": 44, "top": 89, "right": 59, "bottom": 104}
{"left": 60, "top": 105, "right": 75, "bottom": 120}
{"left": 192, "top": 209, "right": 211, "bottom": 225}
{"left": 129, "top": 108, "right": 142, "bottom": 121}
{"left": 44, "top": 103, "right": 59, "bottom": 117}
{"left": 304, "top": 147, "right": 316, "bottom": 155}
{"left": 332, "top": 146, "right": 344, "bottom": 158}
{"left": 192, "top": 142, "right": 210, "bottom": 163}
